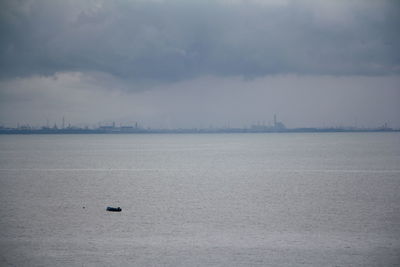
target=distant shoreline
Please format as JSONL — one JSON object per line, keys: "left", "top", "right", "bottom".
{"left": 0, "top": 128, "right": 398, "bottom": 135}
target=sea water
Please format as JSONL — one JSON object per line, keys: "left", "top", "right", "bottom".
{"left": 0, "top": 133, "right": 399, "bottom": 266}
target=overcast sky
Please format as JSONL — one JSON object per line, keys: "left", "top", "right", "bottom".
{"left": 0, "top": 0, "right": 399, "bottom": 128}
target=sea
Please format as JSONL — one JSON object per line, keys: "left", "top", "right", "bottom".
{"left": 0, "top": 133, "right": 399, "bottom": 266}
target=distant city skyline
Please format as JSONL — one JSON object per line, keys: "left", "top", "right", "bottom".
{"left": 0, "top": 0, "right": 399, "bottom": 129}
{"left": 2, "top": 112, "right": 396, "bottom": 132}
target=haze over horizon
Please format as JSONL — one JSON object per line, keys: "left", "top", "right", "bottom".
{"left": 0, "top": 0, "right": 399, "bottom": 129}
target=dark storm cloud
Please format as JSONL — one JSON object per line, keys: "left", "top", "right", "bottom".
{"left": 0, "top": 0, "right": 399, "bottom": 82}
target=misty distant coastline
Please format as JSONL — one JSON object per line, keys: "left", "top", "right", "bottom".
{"left": 0, "top": 125, "right": 397, "bottom": 134}
{"left": 1, "top": 114, "right": 397, "bottom": 134}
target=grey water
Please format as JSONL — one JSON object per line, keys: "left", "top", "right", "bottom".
{"left": 0, "top": 133, "right": 399, "bottom": 266}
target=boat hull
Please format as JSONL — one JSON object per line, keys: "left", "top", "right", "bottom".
{"left": 106, "top": 206, "right": 121, "bottom": 212}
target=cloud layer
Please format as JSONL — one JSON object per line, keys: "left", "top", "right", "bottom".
{"left": 0, "top": 0, "right": 399, "bottom": 128}
{"left": 1, "top": 0, "right": 399, "bottom": 83}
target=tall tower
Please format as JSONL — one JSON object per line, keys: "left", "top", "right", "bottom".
{"left": 273, "top": 114, "right": 277, "bottom": 128}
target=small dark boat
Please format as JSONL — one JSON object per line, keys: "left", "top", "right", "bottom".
{"left": 106, "top": 206, "right": 122, "bottom": 212}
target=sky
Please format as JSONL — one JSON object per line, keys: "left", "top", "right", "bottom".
{"left": 0, "top": 0, "right": 399, "bottom": 129}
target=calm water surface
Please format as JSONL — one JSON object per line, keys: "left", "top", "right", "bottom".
{"left": 0, "top": 133, "right": 399, "bottom": 266}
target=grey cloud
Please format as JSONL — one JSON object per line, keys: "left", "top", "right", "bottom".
{"left": 0, "top": 0, "right": 399, "bottom": 83}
